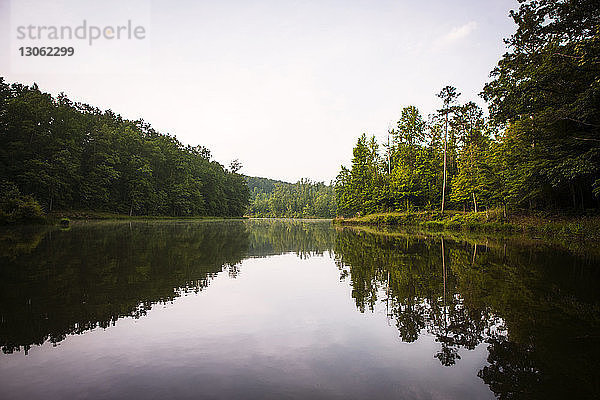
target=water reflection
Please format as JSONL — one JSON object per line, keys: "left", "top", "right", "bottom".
{"left": 334, "top": 230, "right": 497, "bottom": 365}
{"left": 245, "top": 219, "right": 334, "bottom": 258}
{"left": 1, "top": 220, "right": 599, "bottom": 399}
{"left": 333, "top": 227, "right": 600, "bottom": 399}
{"left": 0, "top": 221, "right": 251, "bottom": 354}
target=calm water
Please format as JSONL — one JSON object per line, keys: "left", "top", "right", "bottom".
{"left": 0, "top": 220, "right": 599, "bottom": 400}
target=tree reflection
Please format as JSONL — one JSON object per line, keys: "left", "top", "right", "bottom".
{"left": 333, "top": 226, "right": 600, "bottom": 399}
{"left": 0, "top": 221, "right": 250, "bottom": 354}
{"left": 2, "top": 221, "right": 599, "bottom": 399}
{"left": 334, "top": 229, "right": 491, "bottom": 365}
{"left": 434, "top": 237, "right": 460, "bottom": 366}
{"left": 478, "top": 336, "right": 542, "bottom": 400}
{"left": 245, "top": 219, "right": 334, "bottom": 258}
{"left": 0, "top": 220, "right": 334, "bottom": 355}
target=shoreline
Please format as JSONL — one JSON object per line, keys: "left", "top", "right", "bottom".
{"left": 333, "top": 210, "right": 600, "bottom": 240}
{"left": 1, "top": 212, "right": 248, "bottom": 226}
{"left": 1, "top": 212, "right": 335, "bottom": 226}
{"left": 50, "top": 211, "right": 248, "bottom": 222}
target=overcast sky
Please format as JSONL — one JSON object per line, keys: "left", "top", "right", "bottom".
{"left": 0, "top": 0, "right": 517, "bottom": 183}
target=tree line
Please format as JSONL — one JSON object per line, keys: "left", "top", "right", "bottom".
{"left": 246, "top": 177, "right": 336, "bottom": 218}
{"left": 335, "top": 0, "right": 600, "bottom": 217}
{"left": 0, "top": 78, "right": 249, "bottom": 220}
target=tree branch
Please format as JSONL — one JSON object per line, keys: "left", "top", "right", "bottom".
{"left": 564, "top": 118, "right": 600, "bottom": 128}
{"left": 573, "top": 137, "right": 600, "bottom": 142}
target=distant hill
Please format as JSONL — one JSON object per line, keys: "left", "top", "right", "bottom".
{"left": 244, "top": 176, "right": 291, "bottom": 199}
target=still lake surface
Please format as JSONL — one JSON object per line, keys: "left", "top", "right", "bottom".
{"left": 0, "top": 219, "right": 598, "bottom": 400}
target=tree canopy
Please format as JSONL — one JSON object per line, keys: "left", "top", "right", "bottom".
{"left": 335, "top": 0, "right": 600, "bottom": 216}
{"left": 247, "top": 177, "right": 336, "bottom": 218}
{"left": 0, "top": 78, "right": 249, "bottom": 217}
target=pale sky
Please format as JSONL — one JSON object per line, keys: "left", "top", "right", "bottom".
{"left": 0, "top": 0, "right": 517, "bottom": 183}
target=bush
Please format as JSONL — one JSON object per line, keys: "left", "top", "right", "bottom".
{"left": 0, "top": 181, "right": 46, "bottom": 224}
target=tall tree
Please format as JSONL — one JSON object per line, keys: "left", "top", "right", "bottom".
{"left": 482, "top": 0, "right": 600, "bottom": 209}
{"left": 436, "top": 86, "right": 461, "bottom": 213}
{"left": 395, "top": 105, "right": 426, "bottom": 146}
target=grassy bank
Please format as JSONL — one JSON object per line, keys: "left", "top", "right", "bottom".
{"left": 334, "top": 210, "right": 600, "bottom": 240}
{"left": 43, "top": 211, "right": 248, "bottom": 224}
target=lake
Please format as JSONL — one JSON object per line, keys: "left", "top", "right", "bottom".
{"left": 1, "top": 219, "right": 598, "bottom": 400}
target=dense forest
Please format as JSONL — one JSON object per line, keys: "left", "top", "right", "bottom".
{"left": 0, "top": 79, "right": 249, "bottom": 221}
{"left": 246, "top": 176, "right": 336, "bottom": 218}
{"left": 245, "top": 175, "right": 288, "bottom": 196}
{"left": 335, "top": 0, "right": 600, "bottom": 217}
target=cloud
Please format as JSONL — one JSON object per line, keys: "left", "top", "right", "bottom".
{"left": 437, "top": 21, "right": 478, "bottom": 46}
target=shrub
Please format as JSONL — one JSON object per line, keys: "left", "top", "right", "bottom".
{"left": 0, "top": 181, "right": 46, "bottom": 224}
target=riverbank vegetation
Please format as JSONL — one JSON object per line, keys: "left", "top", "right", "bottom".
{"left": 334, "top": 1, "right": 600, "bottom": 224}
{"left": 0, "top": 181, "right": 46, "bottom": 224}
{"left": 0, "top": 78, "right": 249, "bottom": 221}
{"left": 335, "top": 210, "right": 600, "bottom": 240}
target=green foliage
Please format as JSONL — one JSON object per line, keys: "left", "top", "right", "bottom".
{"left": 336, "top": 103, "right": 494, "bottom": 216}
{"left": 395, "top": 105, "right": 426, "bottom": 145}
{"left": 0, "top": 78, "right": 249, "bottom": 217}
{"left": 336, "top": 209, "right": 600, "bottom": 239}
{"left": 335, "top": 1, "right": 600, "bottom": 216}
{"left": 247, "top": 178, "right": 336, "bottom": 218}
{"left": 482, "top": 0, "right": 600, "bottom": 209}
{"left": 335, "top": 133, "right": 385, "bottom": 217}
{"left": 0, "top": 181, "right": 45, "bottom": 224}
{"left": 244, "top": 175, "right": 288, "bottom": 198}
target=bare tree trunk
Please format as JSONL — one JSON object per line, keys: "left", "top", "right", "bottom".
{"left": 387, "top": 132, "right": 391, "bottom": 175}
{"left": 472, "top": 192, "right": 477, "bottom": 213}
{"left": 441, "top": 113, "right": 448, "bottom": 213}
